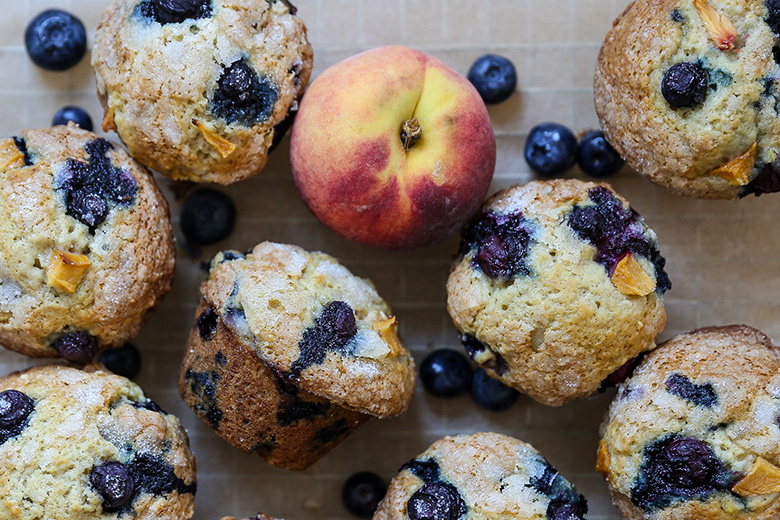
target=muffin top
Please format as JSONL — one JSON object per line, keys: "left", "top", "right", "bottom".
{"left": 374, "top": 432, "right": 587, "bottom": 520}
{"left": 0, "top": 125, "right": 174, "bottom": 360}
{"left": 447, "top": 179, "right": 668, "bottom": 406}
{"left": 199, "top": 241, "right": 416, "bottom": 418}
{"left": 0, "top": 364, "right": 196, "bottom": 520}
{"left": 595, "top": 0, "right": 780, "bottom": 198}
{"left": 598, "top": 325, "right": 780, "bottom": 520}
{"left": 92, "top": 0, "right": 312, "bottom": 183}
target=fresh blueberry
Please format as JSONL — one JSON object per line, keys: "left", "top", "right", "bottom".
{"left": 419, "top": 349, "right": 472, "bottom": 398}
{"left": 291, "top": 301, "right": 358, "bottom": 374}
{"left": 179, "top": 189, "right": 236, "bottom": 246}
{"left": 52, "top": 106, "right": 93, "bottom": 131}
{"left": 467, "top": 54, "right": 517, "bottom": 104}
{"left": 98, "top": 343, "right": 142, "bottom": 379}
{"left": 210, "top": 61, "right": 278, "bottom": 125}
{"left": 128, "top": 452, "right": 196, "bottom": 496}
{"left": 524, "top": 123, "right": 579, "bottom": 177}
{"left": 661, "top": 62, "right": 709, "bottom": 108}
{"left": 407, "top": 482, "right": 467, "bottom": 520}
{"left": 25, "top": 9, "right": 87, "bottom": 71}
{"left": 470, "top": 368, "right": 519, "bottom": 411}
{"left": 139, "top": 0, "right": 212, "bottom": 24}
{"left": 342, "top": 472, "right": 387, "bottom": 517}
{"left": 52, "top": 330, "right": 98, "bottom": 364}
{"left": 90, "top": 461, "right": 135, "bottom": 512}
{"left": 0, "top": 390, "right": 35, "bottom": 433}
{"left": 578, "top": 130, "right": 624, "bottom": 178}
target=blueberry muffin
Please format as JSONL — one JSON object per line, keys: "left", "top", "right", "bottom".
{"left": 594, "top": 0, "right": 780, "bottom": 199}
{"left": 374, "top": 432, "right": 587, "bottom": 520}
{"left": 597, "top": 325, "right": 780, "bottom": 520}
{"left": 91, "top": 0, "right": 312, "bottom": 184}
{"left": 178, "top": 242, "right": 416, "bottom": 470}
{"left": 0, "top": 364, "right": 196, "bottom": 519}
{"left": 0, "top": 125, "right": 175, "bottom": 362}
{"left": 446, "top": 180, "right": 669, "bottom": 406}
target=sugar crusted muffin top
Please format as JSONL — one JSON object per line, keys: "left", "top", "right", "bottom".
{"left": 0, "top": 125, "right": 174, "bottom": 360}
{"left": 0, "top": 364, "right": 196, "bottom": 520}
{"left": 595, "top": 0, "right": 780, "bottom": 198}
{"left": 374, "top": 432, "right": 587, "bottom": 520}
{"left": 447, "top": 179, "right": 668, "bottom": 406}
{"left": 598, "top": 325, "right": 780, "bottom": 520}
{"left": 92, "top": 0, "right": 312, "bottom": 183}
{"left": 199, "top": 241, "right": 416, "bottom": 418}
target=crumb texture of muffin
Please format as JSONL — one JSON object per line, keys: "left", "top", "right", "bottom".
{"left": 178, "top": 241, "right": 416, "bottom": 470}
{"left": 91, "top": 0, "right": 313, "bottom": 183}
{"left": 598, "top": 325, "right": 780, "bottom": 520}
{"left": 0, "top": 364, "right": 196, "bottom": 520}
{"left": 594, "top": 0, "right": 780, "bottom": 199}
{"left": 0, "top": 125, "right": 175, "bottom": 360}
{"left": 446, "top": 179, "right": 668, "bottom": 406}
{"left": 374, "top": 432, "right": 588, "bottom": 520}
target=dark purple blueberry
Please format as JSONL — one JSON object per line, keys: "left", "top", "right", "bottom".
{"left": 0, "top": 390, "right": 34, "bottom": 431}
{"left": 211, "top": 61, "right": 278, "bottom": 125}
{"left": 132, "top": 398, "right": 166, "bottom": 414}
{"left": 197, "top": 306, "right": 219, "bottom": 341}
{"left": 13, "top": 137, "right": 33, "bottom": 166}
{"left": 90, "top": 461, "right": 135, "bottom": 512}
{"left": 407, "top": 482, "right": 467, "bottom": 520}
{"left": 98, "top": 343, "right": 142, "bottom": 379}
{"left": 547, "top": 499, "right": 587, "bottom": 520}
{"left": 470, "top": 368, "right": 519, "bottom": 411}
{"left": 179, "top": 189, "right": 236, "bottom": 246}
{"left": 743, "top": 161, "right": 780, "bottom": 197}
{"left": 670, "top": 8, "right": 684, "bottom": 22}
{"left": 459, "top": 211, "right": 533, "bottom": 280}
{"left": 58, "top": 138, "right": 138, "bottom": 233}
{"left": 599, "top": 355, "right": 643, "bottom": 390}
{"left": 184, "top": 368, "right": 222, "bottom": 427}
{"left": 631, "top": 435, "right": 735, "bottom": 511}
{"left": 401, "top": 459, "right": 441, "bottom": 483}
{"left": 524, "top": 123, "right": 579, "bottom": 177}
{"left": 128, "top": 452, "right": 196, "bottom": 496}
{"left": 567, "top": 205, "right": 606, "bottom": 243}
{"left": 419, "top": 349, "right": 472, "bottom": 398}
{"left": 578, "top": 130, "right": 624, "bottom": 178}
{"left": 665, "top": 373, "right": 717, "bottom": 407}
{"left": 52, "top": 106, "right": 93, "bottom": 131}
{"left": 52, "top": 330, "right": 98, "bottom": 364}
{"left": 766, "top": 0, "right": 780, "bottom": 35}
{"left": 342, "top": 472, "right": 387, "bottom": 517}
{"left": 467, "top": 54, "right": 517, "bottom": 104}
{"left": 459, "top": 334, "right": 509, "bottom": 376}
{"left": 291, "top": 301, "right": 358, "bottom": 374}
{"left": 151, "top": 0, "right": 210, "bottom": 23}
{"left": 662, "top": 62, "right": 709, "bottom": 109}
{"left": 24, "top": 9, "right": 86, "bottom": 71}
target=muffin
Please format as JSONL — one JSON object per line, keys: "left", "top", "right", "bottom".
{"left": 178, "top": 242, "right": 416, "bottom": 470}
{"left": 446, "top": 179, "right": 669, "bottom": 406}
{"left": 598, "top": 325, "right": 780, "bottom": 520}
{"left": 0, "top": 364, "right": 196, "bottom": 519}
{"left": 0, "top": 125, "right": 175, "bottom": 362}
{"left": 91, "top": 0, "right": 312, "bottom": 184}
{"left": 594, "top": 0, "right": 780, "bottom": 199}
{"left": 374, "top": 432, "right": 588, "bottom": 520}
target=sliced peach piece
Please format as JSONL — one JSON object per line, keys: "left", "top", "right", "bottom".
{"left": 611, "top": 253, "right": 656, "bottom": 296}
{"left": 732, "top": 457, "right": 780, "bottom": 496}
{"left": 192, "top": 119, "right": 236, "bottom": 158}
{"left": 372, "top": 315, "right": 403, "bottom": 357}
{"left": 47, "top": 250, "right": 91, "bottom": 293}
{"left": 0, "top": 138, "right": 26, "bottom": 170}
{"left": 694, "top": 0, "right": 736, "bottom": 51}
{"left": 708, "top": 143, "right": 757, "bottom": 186}
{"left": 596, "top": 439, "right": 611, "bottom": 476}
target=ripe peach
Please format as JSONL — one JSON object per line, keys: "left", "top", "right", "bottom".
{"left": 290, "top": 45, "right": 496, "bottom": 251}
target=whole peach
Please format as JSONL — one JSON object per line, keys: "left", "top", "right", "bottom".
{"left": 290, "top": 45, "right": 496, "bottom": 251}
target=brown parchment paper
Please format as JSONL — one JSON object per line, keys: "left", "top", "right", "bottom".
{"left": 3, "top": 0, "right": 780, "bottom": 519}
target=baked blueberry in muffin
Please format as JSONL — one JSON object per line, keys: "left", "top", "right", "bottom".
{"left": 447, "top": 180, "right": 668, "bottom": 406}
